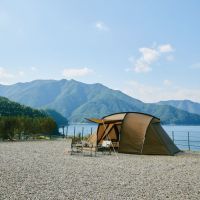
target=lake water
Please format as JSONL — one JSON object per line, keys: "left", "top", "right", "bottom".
{"left": 60, "top": 124, "right": 200, "bottom": 151}
{"left": 163, "top": 125, "right": 200, "bottom": 151}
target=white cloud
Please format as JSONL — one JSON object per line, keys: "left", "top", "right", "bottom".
{"left": 170, "top": 87, "right": 200, "bottom": 102}
{"left": 133, "top": 47, "right": 159, "bottom": 73}
{"left": 18, "top": 71, "right": 25, "bottom": 76}
{"left": 134, "top": 47, "right": 160, "bottom": 72}
{"left": 163, "top": 79, "right": 172, "bottom": 86}
{"left": 158, "top": 44, "right": 174, "bottom": 53}
{"left": 95, "top": 21, "right": 109, "bottom": 31}
{"left": 122, "top": 80, "right": 200, "bottom": 103}
{"left": 139, "top": 47, "right": 159, "bottom": 64}
{"left": 0, "top": 67, "right": 15, "bottom": 84}
{"left": 131, "top": 43, "right": 175, "bottom": 73}
{"left": 134, "top": 59, "right": 152, "bottom": 72}
{"left": 0, "top": 67, "right": 14, "bottom": 79}
{"left": 62, "top": 67, "right": 93, "bottom": 78}
{"left": 30, "top": 66, "right": 37, "bottom": 71}
{"left": 123, "top": 81, "right": 161, "bottom": 102}
{"left": 190, "top": 62, "right": 200, "bottom": 69}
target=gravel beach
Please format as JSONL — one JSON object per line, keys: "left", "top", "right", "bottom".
{"left": 0, "top": 140, "right": 200, "bottom": 200}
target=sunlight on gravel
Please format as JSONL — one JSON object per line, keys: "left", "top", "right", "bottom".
{"left": 0, "top": 140, "right": 200, "bottom": 200}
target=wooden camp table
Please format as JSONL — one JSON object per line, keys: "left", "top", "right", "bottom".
{"left": 70, "top": 143, "right": 83, "bottom": 154}
{"left": 82, "top": 145, "right": 97, "bottom": 156}
{"left": 70, "top": 142, "right": 97, "bottom": 156}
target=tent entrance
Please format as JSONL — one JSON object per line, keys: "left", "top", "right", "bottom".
{"left": 97, "top": 123, "right": 121, "bottom": 149}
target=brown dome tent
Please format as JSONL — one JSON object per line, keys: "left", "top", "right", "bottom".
{"left": 87, "top": 112, "right": 180, "bottom": 155}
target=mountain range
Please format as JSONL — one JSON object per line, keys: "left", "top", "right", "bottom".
{"left": 158, "top": 100, "right": 200, "bottom": 115}
{"left": 0, "top": 79, "right": 200, "bottom": 125}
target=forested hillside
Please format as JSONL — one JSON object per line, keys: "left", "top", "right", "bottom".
{"left": 0, "top": 96, "right": 47, "bottom": 117}
{"left": 0, "top": 97, "right": 58, "bottom": 140}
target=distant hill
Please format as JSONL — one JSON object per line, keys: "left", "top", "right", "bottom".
{"left": 0, "top": 96, "right": 47, "bottom": 118}
{"left": 158, "top": 100, "right": 200, "bottom": 115}
{"left": 45, "top": 109, "right": 68, "bottom": 127}
{"left": 143, "top": 103, "right": 200, "bottom": 125}
{"left": 0, "top": 96, "right": 67, "bottom": 127}
{"left": 0, "top": 96, "right": 60, "bottom": 139}
{"left": 0, "top": 79, "right": 200, "bottom": 125}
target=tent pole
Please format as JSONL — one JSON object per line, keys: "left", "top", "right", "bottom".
{"left": 101, "top": 119, "right": 118, "bottom": 159}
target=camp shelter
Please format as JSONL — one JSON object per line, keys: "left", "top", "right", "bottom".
{"left": 87, "top": 112, "right": 180, "bottom": 155}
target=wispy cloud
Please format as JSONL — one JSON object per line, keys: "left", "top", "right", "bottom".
{"left": 163, "top": 79, "right": 172, "bottom": 86}
{"left": 0, "top": 67, "right": 15, "bottom": 84}
{"left": 122, "top": 80, "right": 200, "bottom": 103}
{"left": 95, "top": 21, "right": 109, "bottom": 31}
{"left": 62, "top": 67, "right": 93, "bottom": 78}
{"left": 18, "top": 71, "right": 25, "bottom": 76}
{"left": 158, "top": 44, "right": 174, "bottom": 53}
{"left": 165, "top": 55, "right": 174, "bottom": 61}
{"left": 123, "top": 81, "right": 161, "bottom": 102}
{"left": 0, "top": 67, "right": 14, "bottom": 78}
{"left": 0, "top": 68, "right": 27, "bottom": 84}
{"left": 130, "top": 43, "right": 174, "bottom": 73}
{"left": 30, "top": 66, "right": 37, "bottom": 71}
{"left": 190, "top": 62, "right": 200, "bottom": 69}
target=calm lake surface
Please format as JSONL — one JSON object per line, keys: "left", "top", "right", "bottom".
{"left": 60, "top": 124, "right": 200, "bottom": 151}
{"left": 163, "top": 125, "right": 200, "bottom": 150}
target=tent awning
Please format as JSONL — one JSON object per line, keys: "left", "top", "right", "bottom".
{"left": 86, "top": 118, "right": 122, "bottom": 124}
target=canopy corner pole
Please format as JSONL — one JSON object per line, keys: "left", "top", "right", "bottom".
{"left": 101, "top": 119, "right": 119, "bottom": 159}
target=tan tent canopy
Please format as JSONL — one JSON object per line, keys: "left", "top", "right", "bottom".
{"left": 87, "top": 112, "right": 180, "bottom": 155}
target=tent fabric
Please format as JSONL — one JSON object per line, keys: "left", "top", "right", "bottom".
{"left": 87, "top": 133, "right": 97, "bottom": 146}
{"left": 86, "top": 118, "right": 122, "bottom": 124}
{"left": 104, "top": 113, "right": 126, "bottom": 121}
{"left": 87, "top": 112, "right": 180, "bottom": 155}
{"left": 118, "top": 113, "right": 153, "bottom": 154}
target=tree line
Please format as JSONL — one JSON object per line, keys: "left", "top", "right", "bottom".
{"left": 0, "top": 116, "right": 58, "bottom": 140}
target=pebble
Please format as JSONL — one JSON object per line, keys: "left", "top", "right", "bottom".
{"left": 0, "top": 140, "right": 200, "bottom": 200}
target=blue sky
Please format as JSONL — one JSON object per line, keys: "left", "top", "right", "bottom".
{"left": 0, "top": 0, "right": 200, "bottom": 102}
